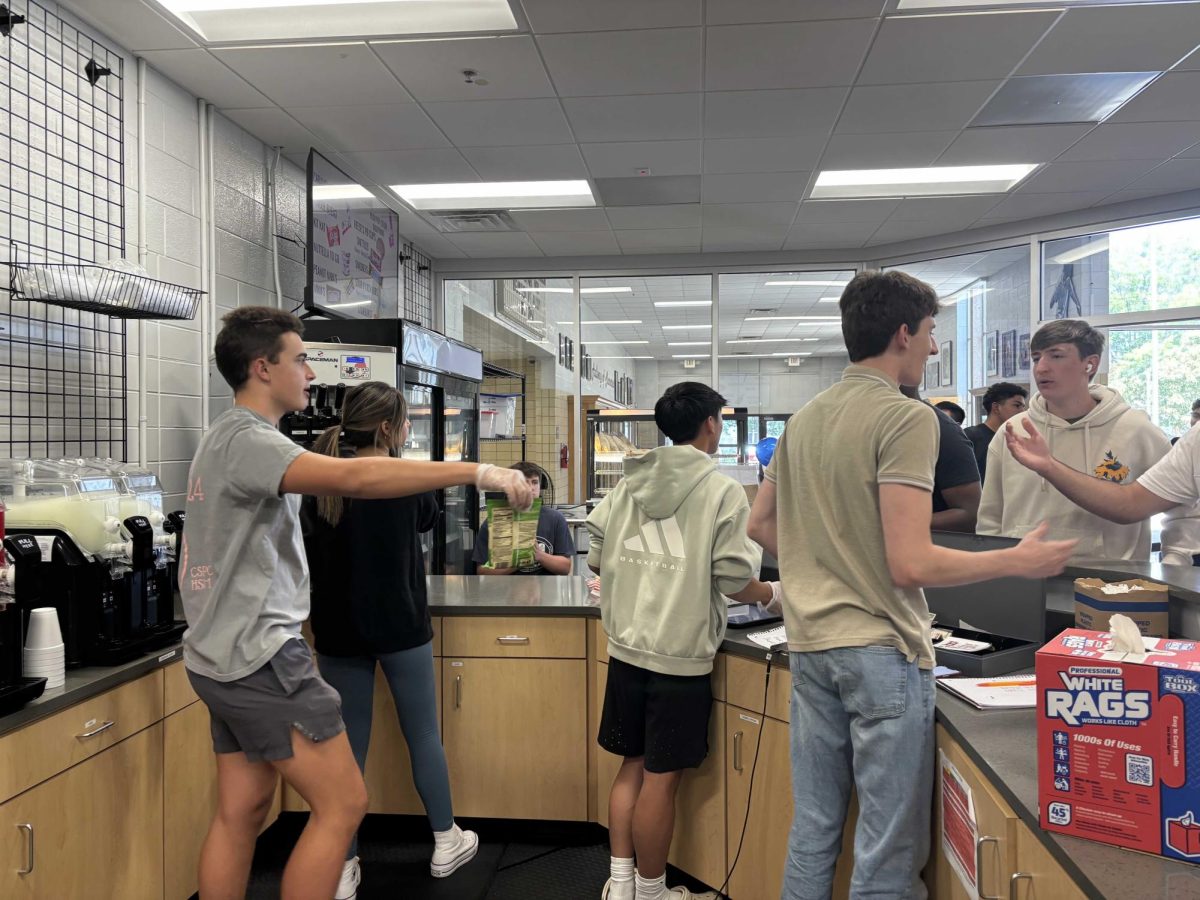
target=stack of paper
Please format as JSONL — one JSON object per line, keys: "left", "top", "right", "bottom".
{"left": 747, "top": 625, "right": 788, "bottom": 650}
{"left": 936, "top": 674, "right": 1036, "bottom": 709}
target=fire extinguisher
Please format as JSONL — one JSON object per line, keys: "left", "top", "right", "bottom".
{"left": 560, "top": 443, "right": 569, "bottom": 469}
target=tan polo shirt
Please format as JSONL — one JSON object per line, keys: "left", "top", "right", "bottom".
{"left": 766, "top": 365, "right": 940, "bottom": 669}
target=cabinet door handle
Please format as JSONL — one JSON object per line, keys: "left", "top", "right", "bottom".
{"left": 454, "top": 675, "right": 462, "bottom": 709}
{"left": 76, "top": 719, "right": 115, "bottom": 739}
{"left": 1009, "top": 872, "right": 1032, "bottom": 900}
{"left": 496, "top": 635, "right": 530, "bottom": 645}
{"left": 733, "top": 731, "right": 744, "bottom": 772}
{"left": 975, "top": 835, "right": 1001, "bottom": 900}
{"left": 16, "top": 823, "right": 33, "bottom": 875}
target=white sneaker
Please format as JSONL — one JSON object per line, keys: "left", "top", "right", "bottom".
{"left": 335, "top": 856, "right": 360, "bottom": 900}
{"left": 602, "top": 877, "right": 635, "bottom": 900}
{"left": 664, "top": 889, "right": 718, "bottom": 900}
{"left": 431, "top": 828, "right": 479, "bottom": 878}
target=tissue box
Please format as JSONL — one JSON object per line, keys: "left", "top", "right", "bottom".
{"left": 1074, "top": 577, "right": 1169, "bottom": 638}
{"left": 1037, "top": 628, "right": 1200, "bottom": 862}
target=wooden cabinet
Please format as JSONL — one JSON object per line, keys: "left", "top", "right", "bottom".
{"left": 0, "top": 724, "right": 164, "bottom": 900}
{"left": 669, "top": 701, "right": 727, "bottom": 891}
{"left": 592, "top": 660, "right": 623, "bottom": 829}
{"left": 442, "top": 616, "right": 586, "bottom": 659}
{"left": 725, "top": 655, "right": 789, "bottom": 723}
{"left": 363, "top": 660, "right": 443, "bottom": 815}
{"left": 444, "top": 656, "right": 587, "bottom": 820}
{"left": 163, "top": 660, "right": 198, "bottom": 716}
{"left": 725, "top": 707, "right": 791, "bottom": 900}
{"left": 163, "top": 701, "right": 218, "bottom": 900}
{"left": 1011, "top": 822, "right": 1088, "bottom": 900}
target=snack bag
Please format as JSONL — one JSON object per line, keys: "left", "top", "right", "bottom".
{"left": 486, "top": 494, "right": 542, "bottom": 570}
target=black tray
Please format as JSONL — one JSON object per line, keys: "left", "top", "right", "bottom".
{"left": 934, "top": 624, "right": 1039, "bottom": 677}
{"left": 0, "top": 676, "right": 47, "bottom": 716}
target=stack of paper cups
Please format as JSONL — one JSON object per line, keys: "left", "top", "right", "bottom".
{"left": 23, "top": 607, "right": 64, "bottom": 689}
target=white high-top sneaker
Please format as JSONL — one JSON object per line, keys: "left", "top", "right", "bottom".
{"left": 431, "top": 825, "right": 479, "bottom": 878}
{"left": 335, "top": 856, "right": 360, "bottom": 900}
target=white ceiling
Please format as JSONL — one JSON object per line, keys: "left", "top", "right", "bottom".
{"left": 64, "top": 0, "right": 1200, "bottom": 260}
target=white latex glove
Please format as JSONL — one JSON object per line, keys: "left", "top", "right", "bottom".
{"left": 760, "top": 581, "right": 784, "bottom": 615}
{"left": 475, "top": 463, "right": 534, "bottom": 510}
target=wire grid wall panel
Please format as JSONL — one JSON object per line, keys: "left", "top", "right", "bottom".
{"left": 402, "top": 241, "right": 432, "bottom": 327}
{"left": 0, "top": 0, "right": 128, "bottom": 462}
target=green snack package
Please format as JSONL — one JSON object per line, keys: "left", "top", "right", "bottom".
{"left": 485, "top": 494, "right": 542, "bottom": 570}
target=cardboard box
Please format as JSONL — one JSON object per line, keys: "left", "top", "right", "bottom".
{"left": 1037, "top": 628, "right": 1200, "bottom": 862}
{"left": 1074, "top": 578, "right": 1170, "bottom": 638}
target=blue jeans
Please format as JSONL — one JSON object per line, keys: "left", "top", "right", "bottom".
{"left": 317, "top": 641, "right": 454, "bottom": 859}
{"left": 782, "top": 647, "right": 935, "bottom": 900}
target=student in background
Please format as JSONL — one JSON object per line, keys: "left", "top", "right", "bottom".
{"left": 978, "top": 319, "right": 1170, "bottom": 561}
{"left": 475, "top": 462, "right": 574, "bottom": 575}
{"left": 304, "top": 382, "right": 479, "bottom": 898}
{"left": 747, "top": 270, "right": 1073, "bottom": 900}
{"left": 587, "top": 382, "right": 781, "bottom": 900}
{"left": 901, "top": 384, "right": 981, "bottom": 533}
{"left": 934, "top": 400, "right": 966, "bottom": 426}
{"left": 963, "top": 382, "right": 1028, "bottom": 481}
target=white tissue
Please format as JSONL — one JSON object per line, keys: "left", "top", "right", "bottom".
{"left": 1100, "top": 583, "right": 1138, "bottom": 595}
{"left": 1108, "top": 614, "right": 1145, "bottom": 654}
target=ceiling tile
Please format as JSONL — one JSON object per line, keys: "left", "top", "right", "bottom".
{"left": 1057, "top": 122, "right": 1200, "bottom": 162}
{"left": 605, "top": 205, "right": 703, "bottom": 229}
{"left": 370, "top": 36, "right": 554, "bottom": 102}
{"left": 140, "top": 50, "right": 269, "bottom": 110}
{"left": 615, "top": 229, "right": 703, "bottom": 253}
{"left": 819, "top": 131, "right": 957, "bottom": 169}
{"left": 582, "top": 141, "right": 702, "bottom": 178}
{"left": 410, "top": 234, "right": 468, "bottom": 259}
{"left": 1117, "top": 159, "right": 1200, "bottom": 195}
{"left": 220, "top": 108, "right": 323, "bottom": 154}
{"left": 508, "top": 208, "right": 612, "bottom": 232}
{"left": 866, "top": 220, "right": 961, "bottom": 246}
{"left": 563, "top": 94, "right": 703, "bottom": 142}
{"left": 423, "top": 99, "right": 572, "bottom": 146}
{"left": 594, "top": 176, "right": 702, "bottom": 206}
{"left": 1017, "top": 5, "right": 1200, "bottom": 76}
{"left": 702, "top": 226, "right": 788, "bottom": 252}
{"left": 1017, "top": 159, "right": 1158, "bottom": 194}
{"left": 973, "top": 73, "right": 1156, "bottom": 126}
{"left": 701, "top": 173, "right": 811, "bottom": 203}
{"left": 446, "top": 232, "right": 544, "bottom": 257}
{"left": 706, "top": 21, "right": 876, "bottom": 90}
{"left": 291, "top": 104, "right": 449, "bottom": 152}
{"left": 937, "top": 124, "right": 1094, "bottom": 165}
{"left": 793, "top": 199, "right": 900, "bottom": 224}
{"left": 703, "top": 88, "right": 847, "bottom": 139}
{"left": 783, "top": 222, "right": 876, "bottom": 249}
{"left": 701, "top": 202, "right": 798, "bottom": 228}
{"left": 523, "top": 0, "right": 701, "bottom": 33}
{"left": 343, "top": 149, "right": 479, "bottom": 184}
{"left": 66, "top": 0, "right": 197, "bottom": 51}
{"left": 706, "top": 0, "right": 885, "bottom": 25}
{"left": 858, "top": 11, "right": 1056, "bottom": 86}
{"left": 529, "top": 231, "right": 621, "bottom": 256}
{"left": 702, "top": 137, "right": 826, "bottom": 174}
{"left": 982, "top": 191, "right": 1112, "bottom": 222}
{"left": 213, "top": 45, "right": 410, "bottom": 108}
{"left": 1110, "top": 73, "right": 1200, "bottom": 124}
{"left": 537, "top": 29, "right": 702, "bottom": 97}
{"left": 836, "top": 81, "right": 1000, "bottom": 134}
{"left": 888, "top": 196, "right": 1002, "bottom": 222}
{"left": 460, "top": 145, "right": 588, "bottom": 180}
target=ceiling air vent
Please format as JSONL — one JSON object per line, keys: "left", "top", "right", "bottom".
{"left": 427, "top": 210, "right": 519, "bottom": 233}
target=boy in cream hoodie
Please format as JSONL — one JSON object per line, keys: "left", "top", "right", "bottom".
{"left": 587, "top": 382, "right": 781, "bottom": 900}
{"left": 979, "top": 319, "right": 1170, "bottom": 559}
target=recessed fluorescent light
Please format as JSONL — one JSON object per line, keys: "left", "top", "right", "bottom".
{"left": 655, "top": 301, "right": 712, "bottom": 308}
{"left": 313, "top": 184, "right": 374, "bottom": 202}
{"left": 516, "top": 286, "right": 632, "bottom": 295}
{"left": 583, "top": 341, "right": 649, "bottom": 345}
{"left": 1051, "top": 236, "right": 1109, "bottom": 265}
{"left": 763, "top": 280, "right": 850, "bottom": 287}
{"left": 818, "top": 297, "right": 840, "bottom": 303}
{"left": 591, "top": 356, "right": 653, "bottom": 360}
{"left": 801, "top": 338, "right": 819, "bottom": 342}
{"left": 579, "top": 320, "right": 643, "bottom": 325}
{"left": 392, "top": 180, "right": 594, "bottom": 211}
{"left": 661, "top": 324, "right": 712, "bottom": 330}
{"left": 727, "top": 338, "right": 816, "bottom": 345}
{"left": 719, "top": 352, "right": 812, "bottom": 359}
{"left": 744, "top": 315, "right": 841, "bottom": 322}
{"left": 672, "top": 354, "right": 711, "bottom": 359}
{"left": 811, "top": 164, "right": 1036, "bottom": 199}
{"left": 324, "top": 300, "right": 373, "bottom": 309}
{"left": 581, "top": 287, "right": 633, "bottom": 294}
{"left": 898, "top": 0, "right": 1158, "bottom": 7}
{"left": 668, "top": 342, "right": 711, "bottom": 347}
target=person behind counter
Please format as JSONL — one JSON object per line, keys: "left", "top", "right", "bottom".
{"left": 934, "top": 400, "right": 966, "bottom": 425}
{"left": 900, "top": 383, "right": 981, "bottom": 533}
{"left": 474, "top": 461, "right": 574, "bottom": 575}
{"left": 587, "top": 381, "right": 782, "bottom": 900}
{"left": 302, "top": 382, "right": 479, "bottom": 899}
{"left": 963, "top": 382, "right": 1028, "bottom": 482}
{"left": 978, "top": 319, "right": 1170, "bottom": 560}
{"left": 747, "top": 270, "right": 1075, "bottom": 900}
{"left": 180, "top": 308, "right": 532, "bottom": 900}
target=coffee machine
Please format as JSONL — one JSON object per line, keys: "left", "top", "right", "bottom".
{"left": 0, "top": 459, "right": 187, "bottom": 668}
{"left": 0, "top": 516, "right": 47, "bottom": 714}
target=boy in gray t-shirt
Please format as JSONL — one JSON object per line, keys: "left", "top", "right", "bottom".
{"left": 183, "top": 307, "right": 532, "bottom": 900}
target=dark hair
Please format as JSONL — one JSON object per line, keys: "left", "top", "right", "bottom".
{"left": 839, "top": 270, "right": 940, "bottom": 362}
{"left": 934, "top": 401, "right": 966, "bottom": 425}
{"left": 312, "top": 382, "right": 407, "bottom": 526}
{"left": 654, "top": 382, "right": 725, "bottom": 443}
{"left": 1192, "top": 398, "right": 1200, "bottom": 412}
{"left": 214, "top": 306, "right": 304, "bottom": 391}
{"left": 982, "top": 381, "right": 1029, "bottom": 413}
{"left": 1030, "top": 319, "right": 1105, "bottom": 362}
{"left": 510, "top": 461, "right": 543, "bottom": 481}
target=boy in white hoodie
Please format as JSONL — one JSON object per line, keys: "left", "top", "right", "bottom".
{"left": 587, "top": 382, "right": 781, "bottom": 900}
{"left": 978, "top": 319, "right": 1170, "bottom": 560}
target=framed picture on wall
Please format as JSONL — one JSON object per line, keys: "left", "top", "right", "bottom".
{"left": 985, "top": 331, "right": 999, "bottom": 377}
{"left": 1018, "top": 333, "right": 1031, "bottom": 371}
{"left": 926, "top": 359, "right": 939, "bottom": 392}
{"left": 939, "top": 340, "right": 952, "bottom": 387}
{"left": 1001, "top": 329, "right": 1017, "bottom": 378}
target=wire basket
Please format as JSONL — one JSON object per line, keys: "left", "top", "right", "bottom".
{"left": 7, "top": 244, "right": 203, "bottom": 321}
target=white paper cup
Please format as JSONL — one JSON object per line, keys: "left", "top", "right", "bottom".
{"left": 25, "top": 608, "right": 63, "bottom": 650}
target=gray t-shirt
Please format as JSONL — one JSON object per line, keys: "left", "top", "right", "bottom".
{"left": 181, "top": 406, "right": 307, "bottom": 682}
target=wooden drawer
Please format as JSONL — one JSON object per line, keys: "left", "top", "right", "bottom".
{"left": 725, "top": 654, "right": 790, "bottom": 722}
{"left": 442, "top": 616, "right": 586, "bottom": 658}
{"left": 591, "top": 619, "right": 610, "bottom": 663}
{"left": 0, "top": 670, "right": 164, "bottom": 804}
{"left": 164, "top": 660, "right": 199, "bottom": 716}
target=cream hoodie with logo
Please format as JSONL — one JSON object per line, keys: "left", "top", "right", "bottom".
{"left": 978, "top": 384, "right": 1170, "bottom": 560}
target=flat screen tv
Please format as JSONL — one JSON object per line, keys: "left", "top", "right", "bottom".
{"left": 305, "top": 149, "right": 400, "bottom": 319}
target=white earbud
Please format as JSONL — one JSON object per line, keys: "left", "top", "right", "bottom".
{"left": 1086, "top": 364, "right": 1094, "bottom": 374}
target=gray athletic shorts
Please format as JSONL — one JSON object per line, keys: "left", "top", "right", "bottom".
{"left": 186, "top": 639, "right": 345, "bottom": 763}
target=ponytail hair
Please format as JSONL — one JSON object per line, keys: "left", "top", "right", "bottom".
{"left": 312, "top": 381, "right": 407, "bottom": 526}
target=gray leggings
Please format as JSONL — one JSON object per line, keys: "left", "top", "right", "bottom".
{"left": 317, "top": 640, "right": 454, "bottom": 859}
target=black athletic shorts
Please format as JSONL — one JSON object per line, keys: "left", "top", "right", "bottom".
{"left": 597, "top": 657, "right": 713, "bottom": 773}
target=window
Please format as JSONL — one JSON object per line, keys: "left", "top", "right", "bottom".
{"left": 1103, "top": 320, "right": 1200, "bottom": 437}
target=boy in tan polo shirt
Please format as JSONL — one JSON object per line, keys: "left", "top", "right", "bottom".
{"left": 748, "top": 270, "right": 1075, "bottom": 899}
